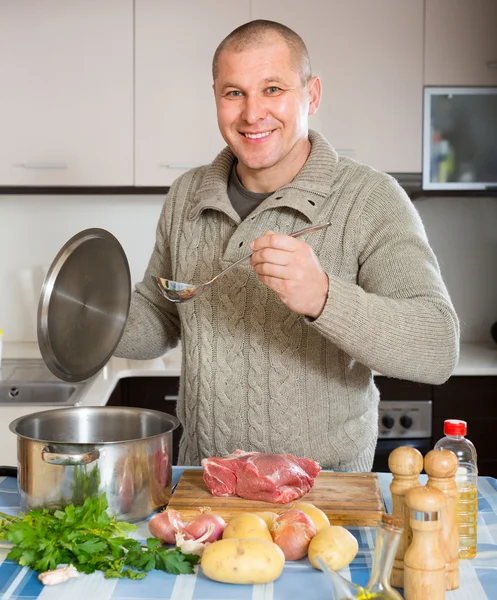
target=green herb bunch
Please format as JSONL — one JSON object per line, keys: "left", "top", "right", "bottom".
{"left": 0, "top": 494, "right": 199, "bottom": 580}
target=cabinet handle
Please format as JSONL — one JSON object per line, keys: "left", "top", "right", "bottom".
{"left": 157, "top": 163, "right": 202, "bottom": 170}
{"left": 16, "top": 163, "right": 68, "bottom": 169}
{"left": 487, "top": 60, "right": 497, "bottom": 69}
{"left": 165, "top": 395, "right": 178, "bottom": 401}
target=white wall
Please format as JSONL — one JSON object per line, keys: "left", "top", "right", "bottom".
{"left": 0, "top": 195, "right": 163, "bottom": 341}
{"left": 0, "top": 193, "right": 496, "bottom": 343}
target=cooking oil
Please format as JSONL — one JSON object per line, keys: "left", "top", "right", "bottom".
{"left": 340, "top": 592, "right": 396, "bottom": 599}
{"left": 456, "top": 482, "right": 478, "bottom": 559}
{"left": 434, "top": 419, "right": 478, "bottom": 559}
{"left": 355, "top": 593, "right": 394, "bottom": 599}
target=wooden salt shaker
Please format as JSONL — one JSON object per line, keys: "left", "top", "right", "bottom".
{"left": 425, "top": 449, "right": 460, "bottom": 590}
{"left": 404, "top": 486, "right": 446, "bottom": 600}
{"left": 388, "top": 445, "right": 424, "bottom": 588}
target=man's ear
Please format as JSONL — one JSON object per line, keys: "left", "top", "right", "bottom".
{"left": 307, "top": 76, "right": 322, "bottom": 116}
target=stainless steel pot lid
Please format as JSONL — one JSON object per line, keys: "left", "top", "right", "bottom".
{"left": 37, "top": 228, "right": 131, "bottom": 383}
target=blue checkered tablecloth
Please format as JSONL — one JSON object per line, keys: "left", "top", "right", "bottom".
{"left": 1, "top": 469, "right": 496, "bottom": 599}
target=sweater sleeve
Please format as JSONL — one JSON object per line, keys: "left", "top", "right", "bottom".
{"left": 309, "top": 176, "right": 460, "bottom": 384}
{"left": 114, "top": 192, "right": 181, "bottom": 360}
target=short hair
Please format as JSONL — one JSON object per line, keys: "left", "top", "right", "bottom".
{"left": 212, "top": 20, "right": 312, "bottom": 86}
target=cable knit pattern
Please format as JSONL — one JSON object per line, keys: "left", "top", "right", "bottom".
{"left": 246, "top": 273, "right": 270, "bottom": 452}
{"left": 213, "top": 267, "right": 249, "bottom": 455}
{"left": 115, "top": 130, "right": 460, "bottom": 470}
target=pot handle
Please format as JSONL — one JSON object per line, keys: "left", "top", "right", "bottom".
{"left": 41, "top": 446, "right": 100, "bottom": 466}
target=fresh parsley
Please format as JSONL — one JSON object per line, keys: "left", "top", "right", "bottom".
{"left": 0, "top": 494, "right": 199, "bottom": 579}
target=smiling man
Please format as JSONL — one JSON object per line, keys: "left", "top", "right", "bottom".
{"left": 212, "top": 27, "right": 320, "bottom": 193}
{"left": 115, "top": 20, "right": 459, "bottom": 471}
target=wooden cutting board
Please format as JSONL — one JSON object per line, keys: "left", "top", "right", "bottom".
{"left": 167, "top": 469, "right": 385, "bottom": 526}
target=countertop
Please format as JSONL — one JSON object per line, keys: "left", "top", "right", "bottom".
{"left": 1, "top": 469, "right": 497, "bottom": 599}
{"left": 1, "top": 341, "right": 496, "bottom": 467}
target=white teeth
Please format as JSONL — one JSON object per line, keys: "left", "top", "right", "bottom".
{"left": 244, "top": 131, "right": 271, "bottom": 139}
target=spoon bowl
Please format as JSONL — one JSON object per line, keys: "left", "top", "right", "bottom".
{"left": 152, "top": 222, "right": 331, "bottom": 303}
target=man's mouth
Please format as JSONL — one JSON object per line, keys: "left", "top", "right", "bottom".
{"left": 242, "top": 130, "right": 273, "bottom": 139}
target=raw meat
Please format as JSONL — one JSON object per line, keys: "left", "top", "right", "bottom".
{"left": 201, "top": 449, "right": 321, "bottom": 504}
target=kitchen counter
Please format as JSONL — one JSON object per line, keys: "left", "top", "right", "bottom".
{"left": 1, "top": 469, "right": 497, "bottom": 599}
{"left": 4, "top": 341, "right": 497, "bottom": 400}
{"left": 1, "top": 341, "right": 496, "bottom": 467}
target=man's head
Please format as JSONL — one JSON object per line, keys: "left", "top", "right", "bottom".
{"left": 212, "top": 20, "right": 321, "bottom": 192}
{"left": 212, "top": 20, "right": 312, "bottom": 86}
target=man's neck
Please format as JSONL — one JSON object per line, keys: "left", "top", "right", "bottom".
{"left": 236, "top": 137, "right": 311, "bottom": 193}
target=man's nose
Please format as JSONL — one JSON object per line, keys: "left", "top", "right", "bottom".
{"left": 241, "top": 94, "right": 267, "bottom": 124}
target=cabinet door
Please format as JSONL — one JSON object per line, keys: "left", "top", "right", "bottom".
{"left": 251, "top": 0, "right": 424, "bottom": 173}
{"left": 135, "top": 0, "right": 250, "bottom": 186}
{"left": 425, "top": 0, "right": 497, "bottom": 85}
{"left": 375, "top": 377, "right": 433, "bottom": 401}
{"left": 0, "top": 1, "right": 133, "bottom": 186}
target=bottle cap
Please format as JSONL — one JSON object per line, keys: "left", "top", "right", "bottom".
{"left": 444, "top": 419, "right": 467, "bottom": 436}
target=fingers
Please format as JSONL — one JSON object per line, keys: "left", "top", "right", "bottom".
{"left": 253, "top": 261, "right": 292, "bottom": 281}
{"left": 250, "top": 230, "right": 299, "bottom": 253}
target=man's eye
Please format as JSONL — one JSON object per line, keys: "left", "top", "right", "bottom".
{"left": 226, "top": 90, "right": 242, "bottom": 97}
{"left": 266, "top": 86, "right": 281, "bottom": 93}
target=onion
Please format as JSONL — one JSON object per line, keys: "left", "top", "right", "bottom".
{"left": 183, "top": 512, "right": 227, "bottom": 543}
{"left": 148, "top": 509, "right": 186, "bottom": 544}
{"left": 271, "top": 508, "right": 316, "bottom": 560}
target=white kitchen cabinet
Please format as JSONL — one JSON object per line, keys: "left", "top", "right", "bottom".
{"left": 251, "top": 0, "right": 424, "bottom": 173}
{"left": 425, "top": 0, "right": 497, "bottom": 86}
{"left": 135, "top": 1, "right": 250, "bottom": 186}
{"left": 0, "top": 0, "right": 133, "bottom": 186}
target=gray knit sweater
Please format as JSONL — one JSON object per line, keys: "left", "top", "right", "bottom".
{"left": 115, "top": 130, "right": 459, "bottom": 471}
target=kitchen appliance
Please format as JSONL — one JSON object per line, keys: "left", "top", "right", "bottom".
{"left": 372, "top": 400, "right": 433, "bottom": 472}
{"left": 422, "top": 86, "right": 497, "bottom": 191}
{"left": 9, "top": 406, "right": 179, "bottom": 522}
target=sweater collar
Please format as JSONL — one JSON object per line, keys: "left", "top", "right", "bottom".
{"left": 188, "top": 130, "right": 339, "bottom": 222}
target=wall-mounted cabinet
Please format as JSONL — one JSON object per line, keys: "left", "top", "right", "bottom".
{"left": 134, "top": 0, "right": 249, "bottom": 186}
{"left": 425, "top": 0, "right": 497, "bottom": 86}
{"left": 252, "top": 0, "right": 424, "bottom": 174}
{"left": 0, "top": 0, "right": 134, "bottom": 186}
{"left": 1, "top": 1, "right": 494, "bottom": 189}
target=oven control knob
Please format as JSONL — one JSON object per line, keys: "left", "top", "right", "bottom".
{"left": 400, "top": 415, "right": 413, "bottom": 429}
{"left": 382, "top": 415, "right": 395, "bottom": 429}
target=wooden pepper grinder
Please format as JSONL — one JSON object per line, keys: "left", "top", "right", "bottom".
{"left": 388, "top": 445, "right": 424, "bottom": 588}
{"left": 404, "top": 486, "right": 446, "bottom": 600}
{"left": 425, "top": 448, "right": 460, "bottom": 591}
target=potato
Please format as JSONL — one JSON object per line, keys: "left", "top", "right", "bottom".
{"left": 223, "top": 513, "right": 272, "bottom": 542}
{"left": 201, "top": 538, "right": 285, "bottom": 584}
{"left": 292, "top": 502, "right": 330, "bottom": 533}
{"left": 308, "top": 526, "right": 359, "bottom": 571}
{"left": 254, "top": 511, "right": 279, "bottom": 529}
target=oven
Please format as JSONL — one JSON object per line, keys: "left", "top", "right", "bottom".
{"left": 372, "top": 400, "right": 433, "bottom": 473}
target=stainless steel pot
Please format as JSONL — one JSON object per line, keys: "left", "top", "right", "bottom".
{"left": 9, "top": 406, "right": 179, "bottom": 522}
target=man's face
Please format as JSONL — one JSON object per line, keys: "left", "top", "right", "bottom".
{"left": 213, "top": 40, "right": 320, "bottom": 179}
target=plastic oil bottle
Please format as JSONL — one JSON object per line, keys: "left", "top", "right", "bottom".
{"left": 434, "top": 419, "right": 478, "bottom": 558}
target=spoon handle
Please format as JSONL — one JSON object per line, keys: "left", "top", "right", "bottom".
{"left": 209, "top": 222, "right": 331, "bottom": 285}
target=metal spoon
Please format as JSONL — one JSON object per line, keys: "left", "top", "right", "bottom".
{"left": 151, "top": 222, "right": 331, "bottom": 303}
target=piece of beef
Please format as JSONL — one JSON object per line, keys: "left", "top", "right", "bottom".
{"left": 201, "top": 449, "right": 321, "bottom": 504}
